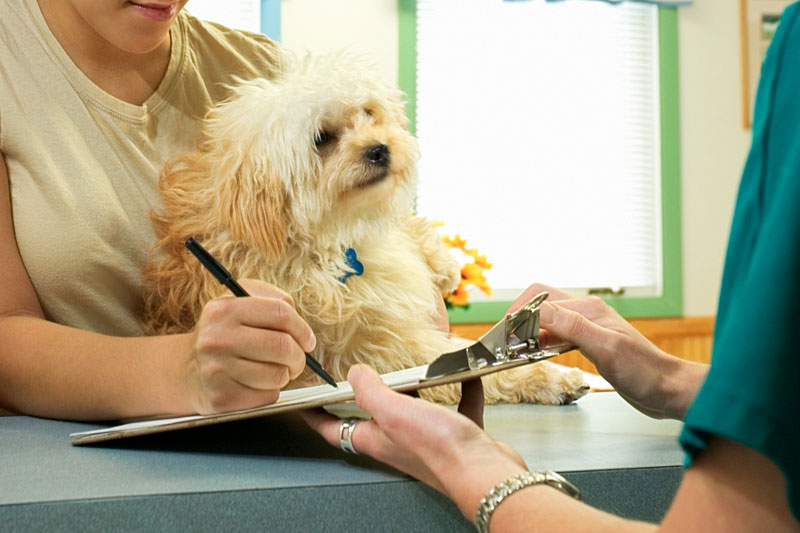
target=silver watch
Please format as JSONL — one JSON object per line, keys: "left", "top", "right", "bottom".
{"left": 476, "top": 471, "right": 581, "bottom": 533}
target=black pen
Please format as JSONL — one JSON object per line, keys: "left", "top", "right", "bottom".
{"left": 185, "top": 237, "right": 338, "bottom": 388}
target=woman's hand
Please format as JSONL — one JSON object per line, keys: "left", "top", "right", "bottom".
{"left": 182, "top": 280, "right": 316, "bottom": 415}
{"left": 303, "top": 365, "right": 528, "bottom": 521}
{"left": 510, "top": 283, "right": 707, "bottom": 419}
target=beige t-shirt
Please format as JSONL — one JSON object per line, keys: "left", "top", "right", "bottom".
{"left": 0, "top": 0, "right": 283, "bottom": 336}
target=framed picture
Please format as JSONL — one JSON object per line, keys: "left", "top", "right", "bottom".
{"left": 739, "top": 0, "right": 794, "bottom": 128}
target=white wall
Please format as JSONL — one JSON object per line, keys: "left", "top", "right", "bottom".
{"left": 678, "top": 1, "right": 751, "bottom": 316}
{"left": 281, "top": 0, "right": 752, "bottom": 317}
{"left": 281, "top": 0, "right": 399, "bottom": 84}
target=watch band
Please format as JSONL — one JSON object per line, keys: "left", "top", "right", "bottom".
{"left": 476, "top": 471, "right": 581, "bottom": 533}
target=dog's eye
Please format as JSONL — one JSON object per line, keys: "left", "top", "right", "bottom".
{"left": 314, "top": 130, "right": 335, "bottom": 147}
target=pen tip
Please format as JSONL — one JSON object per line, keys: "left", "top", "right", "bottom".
{"left": 305, "top": 353, "right": 338, "bottom": 388}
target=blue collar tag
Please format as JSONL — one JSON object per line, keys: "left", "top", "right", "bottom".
{"left": 338, "top": 248, "right": 364, "bottom": 283}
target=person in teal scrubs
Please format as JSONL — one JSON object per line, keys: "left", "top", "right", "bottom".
{"left": 304, "top": 3, "right": 800, "bottom": 531}
{"left": 679, "top": 0, "right": 800, "bottom": 522}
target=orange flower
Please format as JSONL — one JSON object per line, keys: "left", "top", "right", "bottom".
{"left": 472, "top": 253, "right": 492, "bottom": 270}
{"left": 443, "top": 234, "right": 468, "bottom": 249}
{"left": 438, "top": 223, "right": 492, "bottom": 308}
{"left": 447, "top": 286, "right": 471, "bottom": 307}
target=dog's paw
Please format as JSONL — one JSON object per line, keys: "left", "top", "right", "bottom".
{"left": 427, "top": 243, "right": 460, "bottom": 293}
{"left": 436, "top": 260, "right": 461, "bottom": 294}
{"left": 483, "top": 362, "right": 590, "bottom": 405}
{"left": 555, "top": 367, "right": 592, "bottom": 404}
{"left": 527, "top": 365, "right": 590, "bottom": 405}
{"left": 404, "top": 216, "right": 461, "bottom": 292}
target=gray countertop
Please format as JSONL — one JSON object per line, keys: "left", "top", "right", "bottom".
{"left": 0, "top": 392, "right": 685, "bottom": 531}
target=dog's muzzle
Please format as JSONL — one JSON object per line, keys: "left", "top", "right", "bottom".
{"left": 364, "top": 143, "right": 390, "bottom": 167}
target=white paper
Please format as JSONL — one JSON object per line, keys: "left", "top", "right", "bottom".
{"left": 70, "top": 365, "right": 428, "bottom": 440}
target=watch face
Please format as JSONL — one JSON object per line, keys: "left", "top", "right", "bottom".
{"left": 544, "top": 471, "right": 582, "bottom": 500}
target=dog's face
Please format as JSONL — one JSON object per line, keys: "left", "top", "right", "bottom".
{"left": 199, "top": 52, "right": 419, "bottom": 259}
{"left": 312, "top": 100, "right": 413, "bottom": 217}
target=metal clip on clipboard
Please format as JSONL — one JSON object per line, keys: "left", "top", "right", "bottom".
{"left": 424, "top": 292, "right": 567, "bottom": 381}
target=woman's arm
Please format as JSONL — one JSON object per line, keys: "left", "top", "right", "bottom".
{"left": 485, "top": 437, "right": 798, "bottom": 532}
{"left": 304, "top": 365, "right": 799, "bottom": 532}
{"left": 0, "top": 152, "right": 316, "bottom": 420}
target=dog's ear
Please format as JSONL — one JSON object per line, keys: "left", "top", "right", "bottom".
{"left": 214, "top": 152, "right": 289, "bottom": 259}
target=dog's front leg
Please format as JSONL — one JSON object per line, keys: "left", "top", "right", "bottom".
{"left": 419, "top": 362, "right": 589, "bottom": 406}
{"left": 404, "top": 216, "right": 461, "bottom": 294}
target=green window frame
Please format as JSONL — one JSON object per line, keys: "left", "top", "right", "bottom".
{"left": 398, "top": 1, "right": 683, "bottom": 323}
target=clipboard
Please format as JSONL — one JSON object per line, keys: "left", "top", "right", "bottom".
{"left": 71, "top": 292, "right": 569, "bottom": 445}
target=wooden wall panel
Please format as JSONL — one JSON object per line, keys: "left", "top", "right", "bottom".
{"left": 450, "top": 316, "right": 714, "bottom": 375}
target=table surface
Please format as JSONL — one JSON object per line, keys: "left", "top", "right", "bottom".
{"left": 0, "top": 392, "right": 685, "bottom": 531}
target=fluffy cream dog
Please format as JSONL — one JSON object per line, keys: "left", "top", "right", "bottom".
{"left": 142, "top": 52, "right": 588, "bottom": 405}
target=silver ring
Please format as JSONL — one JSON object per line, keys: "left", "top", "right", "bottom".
{"left": 338, "top": 417, "right": 360, "bottom": 454}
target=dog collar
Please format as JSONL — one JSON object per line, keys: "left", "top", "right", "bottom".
{"left": 338, "top": 248, "right": 364, "bottom": 283}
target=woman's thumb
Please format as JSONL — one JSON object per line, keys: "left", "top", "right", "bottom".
{"left": 539, "top": 301, "right": 601, "bottom": 349}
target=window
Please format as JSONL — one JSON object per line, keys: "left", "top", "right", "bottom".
{"left": 399, "top": 0, "right": 682, "bottom": 322}
{"left": 184, "top": 0, "right": 281, "bottom": 39}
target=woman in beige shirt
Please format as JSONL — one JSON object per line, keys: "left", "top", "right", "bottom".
{"left": 0, "top": 0, "right": 316, "bottom": 420}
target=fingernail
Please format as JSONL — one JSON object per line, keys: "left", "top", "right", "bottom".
{"left": 307, "top": 331, "right": 317, "bottom": 352}
{"left": 347, "top": 365, "right": 364, "bottom": 382}
{"left": 539, "top": 302, "right": 554, "bottom": 323}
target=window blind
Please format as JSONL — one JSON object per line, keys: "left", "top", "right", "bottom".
{"left": 414, "top": 0, "right": 663, "bottom": 301}
{"left": 185, "top": 0, "right": 261, "bottom": 33}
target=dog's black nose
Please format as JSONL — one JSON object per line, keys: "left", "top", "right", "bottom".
{"left": 364, "top": 143, "right": 390, "bottom": 167}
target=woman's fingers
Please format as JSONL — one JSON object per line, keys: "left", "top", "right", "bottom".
{"left": 187, "top": 279, "right": 318, "bottom": 414}
{"left": 201, "top": 292, "right": 316, "bottom": 354}
{"left": 300, "top": 408, "right": 345, "bottom": 447}
{"left": 538, "top": 301, "right": 612, "bottom": 354}
{"left": 347, "top": 365, "right": 445, "bottom": 433}
{"left": 541, "top": 294, "right": 617, "bottom": 322}
{"left": 194, "top": 375, "right": 281, "bottom": 413}
{"left": 301, "top": 365, "right": 537, "bottom": 509}
{"left": 300, "top": 408, "right": 390, "bottom": 465}
{"left": 237, "top": 278, "right": 295, "bottom": 305}
{"left": 299, "top": 396, "right": 449, "bottom": 494}
{"left": 507, "top": 283, "right": 576, "bottom": 313}
{"left": 226, "top": 357, "right": 292, "bottom": 390}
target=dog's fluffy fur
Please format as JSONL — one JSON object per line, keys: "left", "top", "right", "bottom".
{"left": 142, "top": 51, "right": 588, "bottom": 405}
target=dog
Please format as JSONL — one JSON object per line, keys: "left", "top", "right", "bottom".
{"left": 141, "top": 51, "right": 588, "bottom": 406}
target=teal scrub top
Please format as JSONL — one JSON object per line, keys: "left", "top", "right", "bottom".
{"left": 679, "top": 2, "right": 800, "bottom": 522}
